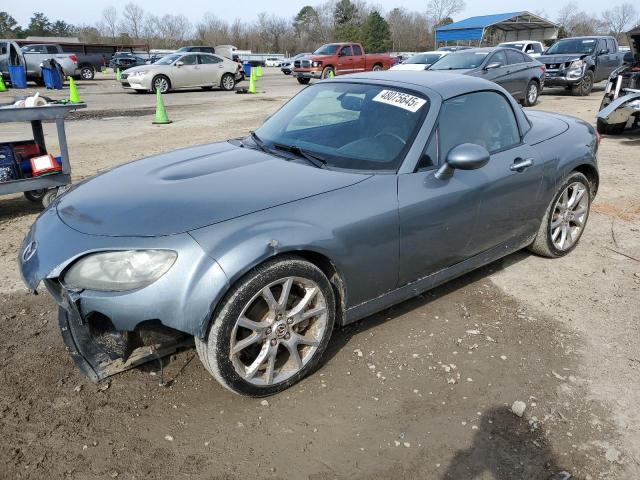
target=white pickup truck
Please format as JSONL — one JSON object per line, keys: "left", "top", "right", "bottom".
{"left": 22, "top": 44, "right": 78, "bottom": 84}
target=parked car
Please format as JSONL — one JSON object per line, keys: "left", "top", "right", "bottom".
{"left": 390, "top": 51, "right": 448, "bottom": 71}
{"left": 281, "top": 53, "right": 310, "bottom": 75}
{"left": 0, "top": 40, "right": 26, "bottom": 84}
{"left": 597, "top": 27, "right": 640, "bottom": 134}
{"left": 264, "top": 57, "right": 283, "bottom": 67}
{"left": 437, "top": 46, "right": 473, "bottom": 52}
{"left": 293, "top": 42, "right": 393, "bottom": 84}
{"left": 498, "top": 41, "right": 544, "bottom": 58}
{"left": 120, "top": 52, "right": 240, "bottom": 93}
{"left": 176, "top": 46, "right": 215, "bottom": 54}
{"left": 19, "top": 71, "right": 599, "bottom": 396}
{"left": 110, "top": 53, "right": 147, "bottom": 71}
{"left": 538, "top": 36, "right": 626, "bottom": 96}
{"left": 428, "top": 47, "right": 545, "bottom": 106}
{"left": 21, "top": 44, "right": 78, "bottom": 84}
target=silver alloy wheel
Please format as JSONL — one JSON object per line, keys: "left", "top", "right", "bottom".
{"left": 81, "top": 67, "right": 93, "bottom": 80}
{"left": 154, "top": 77, "right": 169, "bottom": 93}
{"left": 230, "top": 276, "right": 328, "bottom": 386}
{"left": 550, "top": 181, "right": 588, "bottom": 251}
{"left": 372, "top": 64, "right": 383, "bottom": 71}
{"left": 222, "top": 74, "right": 235, "bottom": 90}
{"left": 527, "top": 83, "right": 538, "bottom": 104}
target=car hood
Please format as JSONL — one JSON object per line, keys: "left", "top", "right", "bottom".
{"left": 122, "top": 65, "right": 150, "bottom": 74}
{"left": 56, "top": 142, "right": 370, "bottom": 237}
{"left": 538, "top": 54, "right": 586, "bottom": 64}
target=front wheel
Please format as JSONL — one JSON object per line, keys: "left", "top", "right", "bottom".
{"left": 297, "top": 77, "right": 310, "bottom": 85}
{"left": 321, "top": 66, "right": 334, "bottom": 79}
{"left": 196, "top": 256, "right": 335, "bottom": 396}
{"left": 152, "top": 75, "right": 170, "bottom": 93}
{"left": 220, "top": 73, "right": 236, "bottom": 91}
{"left": 523, "top": 80, "right": 539, "bottom": 107}
{"left": 571, "top": 70, "right": 594, "bottom": 96}
{"left": 528, "top": 172, "right": 591, "bottom": 258}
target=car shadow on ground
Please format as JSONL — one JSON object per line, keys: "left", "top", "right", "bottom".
{"left": 440, "top": 405, "right": 569, "bottom": 480}
{"left": 0, "top": 195, "right": 43, "bottom": 221}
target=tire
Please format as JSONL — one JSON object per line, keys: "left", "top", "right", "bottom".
{"left": 297, "top": 77, "right": 310, "bottom": 85}
{"left": 41, "top": 189, "right": 58, "bottom": 209}
{"left": 523, "top": 80, "right": 539, "bottom": 107}
{"left": 321, "top": 66, "right": 334, "bottom": 79}
{"left": 596, "top": 118, "right": 626, "bottom": 135}
{"left": 528, "top": 172, "right": 591, "bottom": 258}
{"left": 80, "top": 66, "right": 94, "bottom": 80}
{"left": 571, "top": 70, "right": 594, "bottom": 96}
{"left": 372, "top": 64, "right": 383, "bottom": 71}
{"left": 151, "top": 75, "right": 170, "bottom": 93}
{"left": 220, "top": 73, "right": 236, "bottom": 91}
{"left": 24, "top": 189, "right": 46, "bottom": 203}
{"left": 195, "top": 255, "right": 336, "bottom": 396}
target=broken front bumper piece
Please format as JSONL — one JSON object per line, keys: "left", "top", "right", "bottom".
{"left": 597, "top": 91, "right": 640, "bottom": 128}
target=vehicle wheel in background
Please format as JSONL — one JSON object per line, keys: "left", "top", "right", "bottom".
{"left": 523, "top": 80, "right": 539, "bottom": 106}
{"left": 528, "top": 171, "right": 591, "bottom": 258}
{"left": 322, "top": 66, "right": 335, "bottom": 79}
{"left": 80, "top": 66, "right": 94, "bottom": 80}
{"left": 297, "top": 77, "right": 310, "bottom": 85}
{"left": 571, "top": 70, "right": 594, "bottom": 96}
{"left": 596, "top": 118, "right": 626, "bottom": 135}
{"left": 41, "top": 189, "right": 58, "bottom": 209}
{"left": 220, "top": 73, "right": 236, "bottom": 91}
{"left": 195, "top": 256, "right": 336, "bottom": 396}
{"left": 372, "top": 64, "right": 383, "bottom": 71}
{"left": 151, "top": 75, "right": 170, "bottom": 94}
{"left": 24, "top": 189, "right": 46, "bottom": 203}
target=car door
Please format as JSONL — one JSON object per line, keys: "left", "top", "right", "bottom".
{"left": 505, "top": 49, "right": 529, "bottom": 98}
{"left": 336, "top": 45, "right": 354, "bottom": 74}
{"left": 594, "top": 39, "right": 610, "bottom": 80}
{"left": 606, "top": 38, "right": 618, "bottom": 75}
{"left": 198, "top": 54, "right": 223, "bottom": 86}
{"left": 352, "top": 44, "right": 366, "bottom": 72}
{"left": 479, "top": 50, "right": 512, "bottom": 91}
{"left": 398, "top": 90, "right": 544, "bottom": 285}
{"left": 171, "top": 54, "right": 200, "bottom": 88}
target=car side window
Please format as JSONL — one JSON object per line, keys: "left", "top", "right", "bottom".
{"left": 439, "top": 91, "right": 520, "bottom": 157}
{"left": 180, "top": 55, "right": 198, "bottom": 65}
{"left": 488, "top": 50, "right": 507, "bottom": 67}
{"left": 597, "top": 39, "right": 607, "bottom": 53}
{"left": 417, "top": 131, "right": 438, "bottom": 170}
{"left": 353, "top": 45, "right": 363, "bottom": 56}
{"left": 339, "top": 45, "right": 352, "bottom": 56}
{"left": 199, "top": 54, "right": 221, "bottom": 64}
{"left": 506, "top": 50, "right": 524, "bottom": 65}
{"left": 47, "top": 46, "right": 58, "bottom": 54}
{"left": 606, "top": 38, "right": 616, "bottom": 52}
{"left": 533, "top": 43, "right": 543, "bottom": 53}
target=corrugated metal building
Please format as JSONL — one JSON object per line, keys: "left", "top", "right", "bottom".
{"left": 436, "top": 12, "right": 559, "bottom": 46}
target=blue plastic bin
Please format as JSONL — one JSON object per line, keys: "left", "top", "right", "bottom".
{"left": 8, "top": 65, "right": 27, "bottom": 88}
{"left": 243, "top": 63, "right": 251, "bottom": 77}
{"left": 42, "top": 67, "right": 63, "bottom": 89}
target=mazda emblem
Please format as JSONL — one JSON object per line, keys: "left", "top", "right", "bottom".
{"left": 22, "top": 240, "right": 38, "bottom": 262}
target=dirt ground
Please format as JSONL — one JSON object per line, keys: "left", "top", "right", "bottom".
{"left": 0, "top": 71, "right": 638, "bottom": 479}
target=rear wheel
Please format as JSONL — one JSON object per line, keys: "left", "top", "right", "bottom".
{"left": 372, "top": 64, "right": 384, "bottom": 71}
{"left": 152, "top": 75, "right": 170, "bottom": 93}
{"left": 528, "top": 172, "right": 591, "bottom": 258}
{"left": 220, "top": 73, "right": 236, "bottom": 91}
{"left": 297, "top": 77, "right": 310, "bottom": 85}
{"left": 80, "top": 66, "right": 94, "bottom": 80}
{"left": 24, "top": 189, "right": 46, "bottom": 203}
{"left": 571, "top": 70, "right": 594, "bottom": 96}
{"left": 196, "top": 256, "right": 335, "bottom": 396}
{"left": 523, "top": 80, "right": 539, "bottom": 106}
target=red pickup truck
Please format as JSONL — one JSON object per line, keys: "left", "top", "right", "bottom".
{"left": 292, "top": 42, "right": 393, "bottom": 84}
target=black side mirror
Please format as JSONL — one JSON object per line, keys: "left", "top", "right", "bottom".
{"left": 599, "top": 48, "right": 609, "bottom": 55}
{"left": 435, "top": 143, "right": 490, "bottom": 180}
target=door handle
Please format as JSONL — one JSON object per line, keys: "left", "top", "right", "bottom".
{"left": 510, "top": 158, "right": 534, "bottom": 172}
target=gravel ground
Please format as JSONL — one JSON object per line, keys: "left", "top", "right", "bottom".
{"left": 0, "top": 71, "right": 638, "bottom": 479}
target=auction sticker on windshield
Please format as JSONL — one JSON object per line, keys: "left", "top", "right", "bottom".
{"left": 373, "top": 90, "right": 427, "bottom": 113}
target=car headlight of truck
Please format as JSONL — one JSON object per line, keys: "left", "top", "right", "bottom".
{"left": 567, "top": 60, "right": 586, "bottom": 76}
{"left": 64, "top": 250, "right": 177, "bottom": 292}
{"left": 312, "top": 61, "right": 322, "bottom": 68}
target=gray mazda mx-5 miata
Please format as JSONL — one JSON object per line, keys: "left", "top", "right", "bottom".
{"left": 19, "top": 71, "right": 599, "bottom": 396}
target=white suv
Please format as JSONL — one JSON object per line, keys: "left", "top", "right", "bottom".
{"left": 497, "top": 41, "right": 544, "bottom": 58}
{"left": 265, "top": 57, "right": 282, "bottom": 67}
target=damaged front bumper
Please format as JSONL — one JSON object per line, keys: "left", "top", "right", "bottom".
{"left": 598, "top": 67, "right": 640, "bottom": 129}
{"left": 19, "top": 207, "right": 229, "bottom": 381}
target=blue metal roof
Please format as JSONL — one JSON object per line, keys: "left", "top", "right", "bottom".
{"left": 436, "top": 12, "right": 524, "bottom": 31}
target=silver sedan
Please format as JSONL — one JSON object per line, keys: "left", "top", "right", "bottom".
{"left": 121, "top": 52, "right": 240, "bottom": 93}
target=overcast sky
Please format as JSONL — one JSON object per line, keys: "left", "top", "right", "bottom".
{"left": 10, "top": 0, "right": 608, "bottom": 28}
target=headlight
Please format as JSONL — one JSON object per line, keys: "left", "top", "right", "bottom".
{"left": 64, "top": 250, "right": 177, "bottom": 292}
{"left": 312, "top": 61, "right": 322, "bottom": 68}
{"left": 569, "top": 60, "right": 586, "bottom": 70}
{"left": 129, "top": 70, "right": 148, "bottom": 77}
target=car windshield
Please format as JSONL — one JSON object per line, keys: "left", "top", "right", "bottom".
{"left": 313, "top": 44, "right": 340, "bottom": 55}
{"left": 254, "top": 83, "right": 429, "bottom": 171}
{"left": 429, "top": 51, "right": 488, "bottom": 70}
{"left": 154, "top": 53, "right": 181, "bottom": 65}
{"left": 405, "top": 53, "right": 442, "bottom": 65}
{"left": 545, "top": 38, "right": 597, "bottom": 55}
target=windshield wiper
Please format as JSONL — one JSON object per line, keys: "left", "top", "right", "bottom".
{"left": 249, "top": 131, "right": 271, "bottom": 154}
{"left": 273, "top": 143, "right": 327, "bottom": 169}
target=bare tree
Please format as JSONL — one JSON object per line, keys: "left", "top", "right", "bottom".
{"left": 121, "top": 2, "right": 145, "bottom": 40}
{"left": 100, "top": 6, "right": 118, "bottom": 40}
{"left": 601, "top": 3, "right": 638, "bottom": 42}
{"left": 427, "top": 0, "right": 466, "bottom": 26}
{"left": 196, "top": 13, "right": 230, "bottom": 47}
{"left": 557, "top": 2, "right": 603, "bottom": 37}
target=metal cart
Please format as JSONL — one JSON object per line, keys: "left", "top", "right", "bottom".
{"left": 0, "top": 102, "right": 86, "bottom": 207}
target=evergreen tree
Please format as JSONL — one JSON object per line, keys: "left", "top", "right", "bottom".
{"left": 26, "top": 12, "right": 51, "bottom": 36}
{"left": 362, "top": 10, "right": 391, "bottom": 53}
